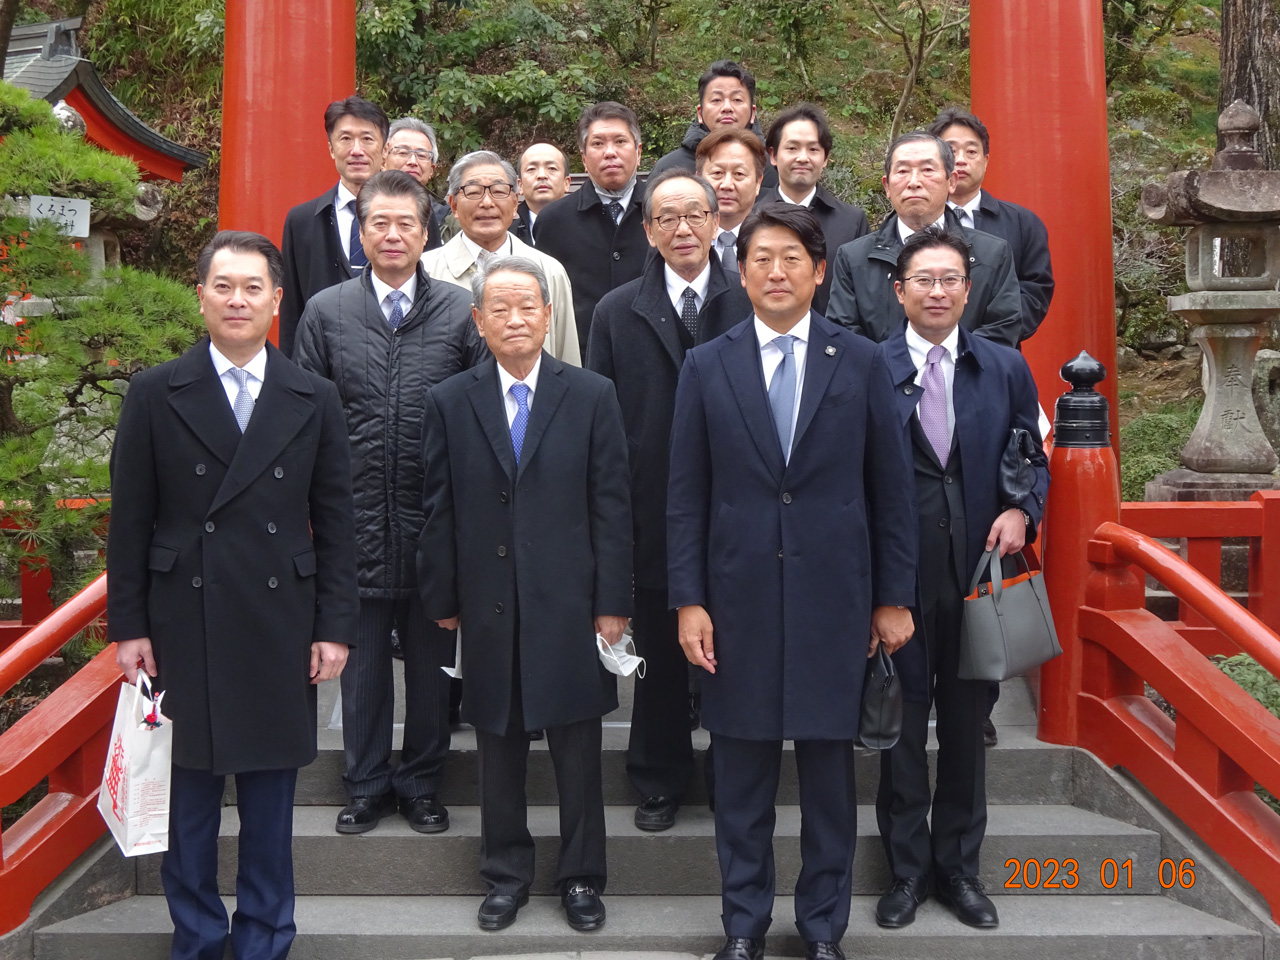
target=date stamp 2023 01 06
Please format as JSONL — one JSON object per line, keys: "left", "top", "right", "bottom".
{"left": 1003, "top": 857, "right": 1198, "bottom": 891}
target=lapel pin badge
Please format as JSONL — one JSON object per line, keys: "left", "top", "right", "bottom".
{"left": 825, "top": 345, "right": 836, "bottom": 356}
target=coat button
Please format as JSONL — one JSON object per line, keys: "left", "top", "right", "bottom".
{"left": 494, "top": 602, "right": 504, "bottom": 614}
{"left": 612, "top": 251, "right": 621, "bottom": 261}
{"left": 204, "top": 521, "right": 215, "bottom": 533}
{"left": 497, "top": 545, "right": 507, "bottom": 557}
{"left": 938, "top": 518, "right": 948, "bottom": 527}
{"left": 274, "top": 466, "right": 284, "bottom": 478}
{"left": 267, "top": 522, "right": 277, "bottom": 534}
{"left": 904, "top": 386, "right": 914, "bottom": 395}
{"left": 268, "top": 577, "right": 279, "bottom": 588}
{"left": 500, "top": 492, "right": 508, "bottom": 503}
{"left": 195, "top": 463, "right": 206, "bottom": 475}
{"left": 778, "top": 550, "right": 784, "bottom": 559}
{"left": 191, "top": 577, "right": 202, "bottom": 588}
{"left": 944, "top": 476, "right": 953, "bottom": 484}
{"left": 781, "top": 492, "right": 792, "bottom": 504}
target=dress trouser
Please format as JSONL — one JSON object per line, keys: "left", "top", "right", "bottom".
{"left": 711, "top": 734, "right": 857, "bottom": 943}
{"left": 875, "top": 581, "right": 988, "bottom": 880}
{"left": 475, "top": 640, "right": 607, "bottom": 896}
{"left": 626, "top": 586, "right": 694, "bottom": 799}
{"left": 341, "top": 596, "right": 452, "bottom": 798}
{"left": 161, "top": 764, "right": 297, "bottom": 960}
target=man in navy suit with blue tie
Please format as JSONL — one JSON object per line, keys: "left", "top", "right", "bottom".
{"left": 667, "top": 205, "right": 917, "bottom": 960}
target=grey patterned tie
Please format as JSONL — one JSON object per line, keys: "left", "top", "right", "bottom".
{"left": 228, "top": 367, "right": 254, "bottom": 433}
{"left": 718, "top": 231, "right": 738, "bottom": 273}
{"left": 680, "top": 287, "right": 698, "bottom": 339}
{"left": 767, "top": 335, "right": 797, "bottom": 461}
{"left": 477, "top": 249, "right": 495, "bottom": 271}
{"left": 386, "top": 291, "right": 406, "bottom": 329}
{"left": 606, "top": 200, "right": 624, "bottom": 225}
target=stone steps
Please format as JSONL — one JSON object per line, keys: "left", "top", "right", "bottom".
{"left": 34, "top": 894, "right": 1262, "bottom": 960}
{"left": 133, "top": 803, "right": 1159, "bottom": 897}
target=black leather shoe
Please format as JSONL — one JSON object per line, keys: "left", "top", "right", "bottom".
{"left": 634, "top": 796, "right": 679, "bottom": 831}
{"left": 875, "top": 875, "right": 929, "bottom": 928}
{"left": 477, "top": 892, "right": 527, "bottom": 931}
{"left": 711, "top": 936, "right": 765, "bottom": 960}
{"left": 334, "top": 792, "right": 396, "bottom": 835}
{"left": 936, "top": 876, "right": 999, "bottom": 928}
{"left": 983, "top": 717, "right": 998, "bottom": 746}
{"left": 398, "top": 794, "right": 449, "bottom": 834}
{"left": 806, "top": 942, "right": 845, "bottom": 960}
{"left": 561, "top": 880, "right": 605, "bottom": 930}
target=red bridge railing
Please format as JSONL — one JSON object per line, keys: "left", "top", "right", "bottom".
{"left": 0, "top": 573, "right": 118, "bottom": 935}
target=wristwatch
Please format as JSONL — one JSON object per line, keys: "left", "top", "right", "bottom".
{"left": 1018, "top": 508, "right": 1033, "bottom": 528}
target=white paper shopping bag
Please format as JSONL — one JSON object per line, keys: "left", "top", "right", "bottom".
{"left": 98, "top": 674, "right": 172, "bottom": 856}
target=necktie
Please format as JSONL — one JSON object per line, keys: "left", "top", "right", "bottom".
{"left": 606, "top": 200, "right": 623, "bottom": 225}
{"left": 718, "top": 231, "right": 738, "bottom": 273}
{"left": 386, "top": 290, "right": 405, "bottom": 329}
{"left": 919, "top": 344, "right": 950, "bottom": 466}
{"left": 509, "top": 382, "right": 530, "bottom": 466}
{"left": 476, "top": 249, "right": 495, "bottom": 271}
{"left": 228, "top": 367, "right": 254, "bottom": 433}
{"left": 956, "top": 206, "right": 973, "bottom": 229}
{"left": 767, "top": 335, "right": 797, "bottom": 460}
{"left": 347, "top": 200, "right": 368, "bottom": 268}
{"left": 679, "top": 287, "right": 698, "bottom": 339}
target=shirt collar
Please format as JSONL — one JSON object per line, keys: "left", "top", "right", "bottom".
{"left": 665, "top": 261, "right": 711, "bottom": 307}
{"left": 460, "top": 231, "right": 513, "bottom": 266}
{"left": 753, "top": 312, "right": 811, "bottom": 350}
{"left": 778, "top": 185, "right": 818, "bottom": 208}
{"left": 897, "top": 212, "right": 948, "bottom": 244}
{"left": 904, "top": 321, "right": 960, "bottom": 371}
{"left": 497, "top": 352, "right": 544, "bottom": 399}
{"left": 370, "top": 269, "right": 418, "bottom": 309}
{"left": 336, "top": 181, "right": 358, "bottom": 212}
{"left": 209, "top": 341, "right": 268, "bottom": 382}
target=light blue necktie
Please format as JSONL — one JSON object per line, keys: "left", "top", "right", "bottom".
{"left": 768, "top": 335, "right": 797, "bottom": 460}
{"left": 386, "top": 290, "right": 406, "bottom": 329}
{"left": 227, "top": 367, "right": 254, "bottom": 433}
{"left": 509, "top": 382, "right": 530, "bottom": 466}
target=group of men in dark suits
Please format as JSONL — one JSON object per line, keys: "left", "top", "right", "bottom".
{"left": 105, "top": 58, "right": 1057, "bottom": 959}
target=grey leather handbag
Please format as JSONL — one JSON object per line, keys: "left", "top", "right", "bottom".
{"left": 959, "top": 548, "right": 1062, "bottom": 682}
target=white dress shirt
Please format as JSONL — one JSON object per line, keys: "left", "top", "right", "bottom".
{"left": 665, "top": 261, "right": 711, "bottom": 315}
{"left": 461, "top": 232, "right": 514, "bottom": 270}
{"left": 370, "top": 271, "right": 418, "bottom": 322}
{"left": 497, "top": 354, "right": 543, "bottom": 428}
{"left": 897, "top": 213, "right": 948, "bottom": 245}
{"left": 778, "top": 185, "right": 818, "bottom": 208}
{"left": 754, "top": 313, "right": 810, "bottom": 462}
{"left": 949, "top": 191, "right": 983, "bottom": 230}
{"left": 335, "top": 182, "right": 359, "bottom": 262}
{"left": 904, "top": 322, "right": 959, "bottom": 440}
{"left": 209, "top": 342, "right": 267, "bottom": 409}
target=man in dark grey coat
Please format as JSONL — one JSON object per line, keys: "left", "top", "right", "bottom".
{"left": 419, "top": 257, "right": 632, "bottom": 934}
{"left": 825, "top": 132, "right": 1022, "bottom": 348}
{"left": 294, "top": 170, "right": 487, "bottom": 837}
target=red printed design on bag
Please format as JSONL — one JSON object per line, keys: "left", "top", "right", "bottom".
{"left": 104, "top": 732, "right": 127, "bottom": 822}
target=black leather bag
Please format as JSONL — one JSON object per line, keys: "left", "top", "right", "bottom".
{"left": 856, "top": 647, "right": 902, "bottom": 750}
{"left": 999, "top": 428, "right": 1040, "bottom": 505}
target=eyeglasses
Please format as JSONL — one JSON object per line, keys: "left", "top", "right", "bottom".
{"left": 390, "top": 146, "right": 434, "bottom": 163}
{"left": 902, "top": 275, "right": 970, "bottom": 292}
{"left": 651, "top": 210, "right": 712, "bottom": 231}
{"left": 459, "top": 181, "right": 514, "bottom": 200}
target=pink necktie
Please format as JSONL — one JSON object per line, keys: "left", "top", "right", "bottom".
{"left": 919, "top": 344, "right": 949, "bottom": 466}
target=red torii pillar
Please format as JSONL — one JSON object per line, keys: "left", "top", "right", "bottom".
{"left": 971, "top": 0, "right": 1119, "bottom": 746}
{"left": 219, "top": 0, "right": 357, "bottom": 344}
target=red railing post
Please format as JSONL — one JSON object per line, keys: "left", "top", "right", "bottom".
{"left": 1039, "top": 353, "right": 1120, "bottom": 745}
{"left": 1250, "top": 490, "right": 1280, "bottom": 636}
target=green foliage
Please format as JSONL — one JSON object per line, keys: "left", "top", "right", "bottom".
{"left": 733, "top": 0, "right": 833, "bottom": 80}
{"left": 1117, "top": 399, "right": 1201, "bottom": 499}
{"left": 0, "top": 128, "right": 140, "bottom": 217}
{"left": 1213, "top": 653, "right": 1280, "bottom": 813}
{"left": 1103, "top": 0, "right": 1193, "bottom": 87}
{"left": 0, "top": 79, "right": 59, "bottom": 136}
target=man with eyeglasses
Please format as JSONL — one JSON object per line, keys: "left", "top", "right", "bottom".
{"left": 649, "top": 60, "right": 778, "bottom": 190}
{"left": 825, "top": 132, "right": 1021, "bottom": 348}
{"left": 587, "top": 169, "right": 751, "bottom": 835}
{"left": 421, "top": 150, "right": 580, "bottom": 364}
{"left": 280, "top": 96, "right": 388, "bottom": 358}
{"left": 382, "top": 117, "right": 451, "bottom": 252}
{"left": 293, "top": 170, "right": 488, "bottom": 838}
{"left": 873, "top": 226, "right": 1048, "bottom": 933}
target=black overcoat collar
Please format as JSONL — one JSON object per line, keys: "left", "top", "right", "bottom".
{"left": 630, "top": 254, "right": 740, "bottom": 370}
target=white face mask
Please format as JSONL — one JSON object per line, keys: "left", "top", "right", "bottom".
{"left": 597, "top": 635, "right": 646, "bottom": 678}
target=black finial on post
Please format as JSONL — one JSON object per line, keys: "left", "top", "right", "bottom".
{"left": 1054, "top": 351, "right": 1111, "bottom": 448}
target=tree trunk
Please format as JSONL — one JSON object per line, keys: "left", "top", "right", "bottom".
{"left": 0, "top": 0, "right": 21, "bottom": 80}
{"left": 1220, "top": 0, "right": 1280, "bottom": 168}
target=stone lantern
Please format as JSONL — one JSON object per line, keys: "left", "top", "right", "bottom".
{"left": 1141, "top": 100, "right": 1280, "bottom": 501}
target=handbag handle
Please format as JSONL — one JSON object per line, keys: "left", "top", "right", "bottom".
{"left": 967, "top": 547, "right": 1031, "bottom": 605}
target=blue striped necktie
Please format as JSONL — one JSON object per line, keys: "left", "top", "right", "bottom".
{"left": 348, "top": 200, "right": 368, "bottom": 268}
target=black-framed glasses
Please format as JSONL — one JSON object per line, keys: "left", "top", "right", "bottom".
{"left": 459, "top": 181, "right": 514, "bottom": 200}
{"left": 902, "top": 274, "right": 970, "bottom": 292}
{"left": 652, "top": 210, "right": 712, "bottom": 231}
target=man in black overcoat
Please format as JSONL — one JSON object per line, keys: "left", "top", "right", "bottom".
{"left": 587, "top": 169, "right": 751, "bottom": 832}
{"left": 873, "top": 228, "right": 1049, "bottom": 932}
{"left": 108, "top": 231, "right": 359, "bottom": 960}
{"left": 533, "top": 102, "right": 649, "bottom": 350}
{"left": 511, "top": 141, "right": 570, "bottom": 245}
{"left": 418, "top": 256, "right": 633, "bottom": 934}
{"left": 278, "top": 96, "right": 388, "bottom": 357}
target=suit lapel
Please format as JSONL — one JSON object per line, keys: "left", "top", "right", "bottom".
{"left": 884, "top": 328, "right": 924, "bottom": 430}
{"left": 720, "top": 326, "right": 784, "bottom": 482}
{"left": 952, "top": 330, "right": 987, "bottom": 476}
{"left": 632, "top": 263, "right": 683, "bottom": 370}
{"left": 789, "top": 314, "right": 840, "bottom": 457}
{"left": 167, "top": 341, "right": 242, "bottom": 468}
{"left": 515, "top": 354, "right": 568, "bottom": 480}
{"left": 317, "top": 188, "right": 356, "bottom": 278}
{"left": 443, "top": 235, "right": 476, "bottom": 284}
{"left": 466, "top": 360, "right": 517, "bottom": 480}
{"left": 207, "top": 346, "right": 316, "bottom": 516}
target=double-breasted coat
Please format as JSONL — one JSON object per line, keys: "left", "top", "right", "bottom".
{"left": 666, "top": 312, "right": 917, "bottom": 741}
{"left": 106, "top": 340, "right": 359, "bottom": 774}
{"left": 417, "top": 354, "right": 634, "bottom": 735}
